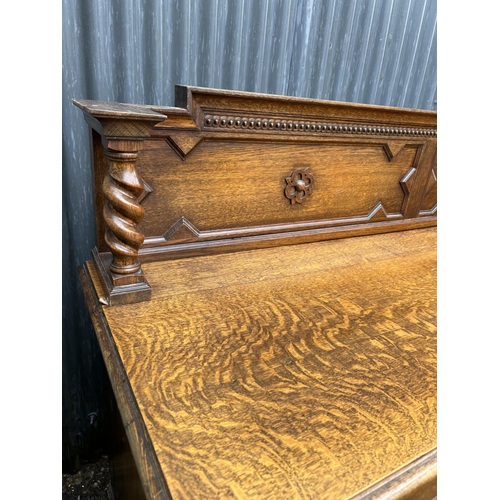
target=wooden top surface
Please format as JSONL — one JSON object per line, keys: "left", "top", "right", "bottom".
{"left": 88, "top": 228, "right": 436, "bottom": 499}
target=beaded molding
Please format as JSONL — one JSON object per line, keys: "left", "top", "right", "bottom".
{"left": 204, "top": 115, "right": 436, "bottom": 137}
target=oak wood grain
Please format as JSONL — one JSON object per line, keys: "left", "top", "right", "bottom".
{"left": 136, "top": 139, "right": 420, "bottom": 236}
{"left": 85, "top": 228, "right": 436, "bottom": 499}
{"left": 176, "top": 86, "right": 437, "bottom": 130}
{"left": 79, "top": 264, "right": 172, "bottom": 500}
{"left": 74, "top": 99, "right": 168, "bottom": 303}
{"left": 349, "top": 448, "right": 436, "bottom": 500}
{"left": 135, "top": 216, "right": 436, "bottom": 262}
{"left": 77, "top": 88, "right": 437, "bottom": 277}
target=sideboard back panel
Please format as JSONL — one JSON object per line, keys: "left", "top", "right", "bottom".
{"left": 136, "top": 139, "right": 422, "bottom": 245}
{"left": 84, "top": 86, "right": 436, "bottom": 260}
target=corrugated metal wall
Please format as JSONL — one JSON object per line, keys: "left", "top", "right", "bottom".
{"left": 62, "top": 0, "right": 437, "bottom": 470}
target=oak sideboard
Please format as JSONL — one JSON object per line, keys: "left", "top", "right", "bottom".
{"left": 75, "top": 86, "right": 437, "bottom": 500}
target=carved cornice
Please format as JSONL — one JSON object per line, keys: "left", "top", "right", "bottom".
{"left": 73, "top": 99, "right": 168, "bottom": 140}
{"left": 204, "top": 114, "right": 436, "bottom": 137}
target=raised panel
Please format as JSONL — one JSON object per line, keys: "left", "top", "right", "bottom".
{"left": 137, "top": 139, "right": 419, "bottom": 245}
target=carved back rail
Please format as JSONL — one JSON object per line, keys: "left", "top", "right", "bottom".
{"left": 74, "top": 86, "right": 437, "bottom": 305}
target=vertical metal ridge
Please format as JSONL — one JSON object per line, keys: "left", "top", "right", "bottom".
{"left": 351, "top": 0, "right": 377, "bottom": 103}
{"left": 399, "top": 0, "right": 429, "bottom": 107}
{"left": 416, "top": 19, "right": 437, "bottom": 110}
{"left": 385, "top": 0, "right": 414, "bottom": 105}
{"left": 369, "top": 0, "right": 395, "bottom": 105}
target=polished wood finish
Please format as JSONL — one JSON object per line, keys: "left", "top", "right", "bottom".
{"left": 79, "top": 263, "right": 170, "bottom": 500}
{"left": 81, "top": 228, "right": 436, "bottom": 500}
{"left": 136, "top": 139, "right": 432, "bottom": 241}
{"left": 76, "top": 87, "right": 437, "bottom": 499}
{"left": 74, "top": 87, "right": 436, "bottom": 304}
{"left": 73, "top": 99, "right": 168, "bottom": 304}
{"left": 350, "top": 449, "right": 437, "bottom": 500}
{"left": 284, "top": 167, "right": 315, "bottom": 204}
{"left": 139, "top": 86, "right": 437, "bottom": 261}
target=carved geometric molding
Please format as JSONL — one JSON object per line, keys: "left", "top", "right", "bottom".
{"left": 145, "top": 201, "right": 405, "bottom": 249}
{"left": 163, "top": 216, "right": 200, "bottom": 242}
{"left": 285, "top": 167, "right": 314, "bottom": 204}
{"left": 423, "top": 167, "right": 437, "bottom": 198}
{"left": 400, "top": 167, "right": 417, "bottom": 197}
{"left": 166, "top": 133, "right": 203, "bottom": 159}
{"left": 419, "top": 205, "right": 437, "bottom": 216}
{"left": 367, "top": 202, "right": 400, "bottom": 221}
{"left": 419, "top": 168, "right": 437, "bottom": 216}
{"left": 427, "top": 168, "right": 437, "bottom": 190}
{"left": 137, "top": 179, "right": 153, "bottom": 204}
{"left": 383, "top": 141, "right": 407, "bottom": 161}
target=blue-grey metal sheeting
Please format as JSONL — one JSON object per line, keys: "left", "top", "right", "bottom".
{"left": 62, "top": 0, "right": 437, "bottom": 470}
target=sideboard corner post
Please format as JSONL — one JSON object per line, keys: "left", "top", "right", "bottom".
{"left": 72, "top": 99, "right": 168, "bottom": 305}
{"left": 95, "top": 139, "right": 151, "bottom": 305}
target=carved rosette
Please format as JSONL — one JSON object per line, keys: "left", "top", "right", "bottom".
{"left": 103, "top": 150, "right": 146, "bottom": 277}
{"left": 285, "top": 168, "right": 314, "bottom": 204}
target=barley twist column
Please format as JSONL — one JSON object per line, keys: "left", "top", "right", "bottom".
{"left": 103, "top": 150, "right": 146, "bottom": 279}
{"left": 73, "top": 98, "right": 169, "bottom": 304}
